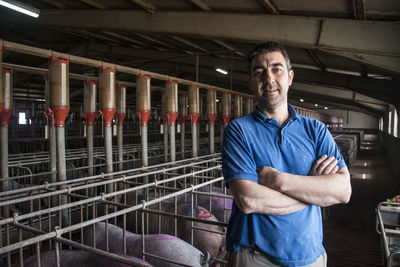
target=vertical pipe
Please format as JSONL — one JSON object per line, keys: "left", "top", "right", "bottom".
{"left": 179, "top": 93, "right": 188, "bottom": 157}
{"left": 188, "top": 85, "right": 200, "bottom": 158}
{"left": 136, "top": 74, "right": 151, "bottom": 173}
{"left": 162, "top": 90, "right": 168, "bottom": 163}
{"left": 1, "top": 69, "right": 12, "bottom": 219}
{"left": 49, "top": 57, "right": 70, "bottom": 228}
{"left": 83, "top": 80, "right": 97, "bottom": 179}
{"left": 207, "top": 89, "right": 217, "bottom": 154}
{"left": 221, "top": 92, "right": 231, "bottom": 143}
{"left": 166, "top": 80, "right": 178, "bottom": 162}
{"left": 234, "top": 94, "right": 243, "bottom": 119}
{"left": 116, "top": 84, "right": 127, "bottom": 172}
{"left": 99, "top": 67, "right": 116, "bottom": 193}
{"left": 0, "top": 47, "right": 3, "bottom": 114}
{"left": 45, "top": 75, "right": 57, "bottom": 210}
{"left": 246, "top": 97, "right": 254, "bottom": 115}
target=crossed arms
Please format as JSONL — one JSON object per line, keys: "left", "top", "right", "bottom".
{"left": 229, "top": 155, "right": 352, "bottom": 215}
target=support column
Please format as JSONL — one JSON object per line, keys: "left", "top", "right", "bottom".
{"left": 207, "top": 88, "right": 217, "bottom": 154}
{"left": 188, "top": 85, "right": 200, "bottom": 158}
{"left": 116, "top": 84, "right": 127, "bottom": 172}
{"left": 83, "top": 80, "right": 97, "bottom": 178}
{"left": 136, "top": 74, "right": 151, "bottom": 173}
{"left": 245, "top": 97, "right": 254, "bottom": 115}
{"left": 221, "top": 92, "right": 231, "bottom": 143}
{"left": 162, "top": 90, "right": 169, "bottom": 163}
{"left": 179, "top": 93, "right": 188, "bottom": 157}
{"left": 49, "top": 57, "right": 70, "bottom": 228}
{"left": 166, "top": 80, "right": 178, "bottom": 162}
{"left": 0, "top": 47, "right": 3, "bottom": 114}
{"left": 44, "top": 75, "right": 57, "bottom": 188}
{"left": 1, "top": 68, "right": 13, "bottom": 219}
{"left": 99, "top": 67, "right": 116, "bottom": 193}
{"left": 233, "top": 94, "right": 243, "bottom": 119}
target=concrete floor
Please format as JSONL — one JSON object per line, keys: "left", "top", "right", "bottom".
{"left": 324, "top": 141, "right": 399, "bottom": 267}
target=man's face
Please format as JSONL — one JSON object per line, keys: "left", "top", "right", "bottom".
{"left": 249, "top": 51, "right": 294, "bottom": 110}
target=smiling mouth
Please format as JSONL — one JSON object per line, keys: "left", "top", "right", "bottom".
{"left": 262, "top": 89, "right": 278, "bottom": 95}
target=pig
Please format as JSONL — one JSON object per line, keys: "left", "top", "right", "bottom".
{"left": 125, "top": 191, "right": 227, "bottom": 264}
{"left": 84, "top": 222, "right": 209, "bottom": 267}
{"left": 23, "top": 250, "right": 152, "bottom": 267}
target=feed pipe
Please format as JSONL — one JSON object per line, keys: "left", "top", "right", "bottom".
{"left": 166, "top": 80, "right": 178, "bottom": 162}
{"left": 99, "top": 67, "right": 116, "bottom": 194}
{"left": 188, "top": 85, "right": 200, "bottom": 158}
{"left": 84, "top": 80, "right": 97, "bottom": 178}
{"left": 206, "top": 89, "right": 217, "bottom": 154}
{"left": 1, "top": 40, "right": 253, "bottom": 96}
{"left": 116, "top": 84, "right": 127, "bottom": 173}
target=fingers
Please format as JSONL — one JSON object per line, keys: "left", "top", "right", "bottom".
{"left": 309, "top": 155, "right": 339, "bottom": 176}
{"left": 309, "top": 154, "right": 327, "bottom": 175}
{"left": 315, "top": 156, "right": 338, "bottom": 175}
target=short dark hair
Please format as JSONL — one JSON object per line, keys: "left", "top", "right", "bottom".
{"left": 248, "top": 42, "right": 292, "bottom": 73}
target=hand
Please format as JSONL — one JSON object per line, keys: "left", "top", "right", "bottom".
{"left": 309, "top": 155, "right": 338, "bottom": 176}
{"left": 257, "top": 166, "right": 282, "bottom": 190}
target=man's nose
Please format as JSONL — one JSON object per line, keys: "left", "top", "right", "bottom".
{"left": 262, "top": 70, "right": 274, "bottom": 84}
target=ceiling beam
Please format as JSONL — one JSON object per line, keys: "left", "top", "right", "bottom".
{"left": 187, "top": 0, "right": 211, "bottom": 11}
{"left": 353, "top": 0, "right": 366, "bottom": 20}
{"left": 306, "top": 49, "right": 326, "bottom": 71}
{"left": 171, "top": 36, "right": 208, "bottom": 53}
{"left": 128, "top": 0, "right": 156, "bottom": 13}
{"left": 78, "top": 0, "right": 107, "bottom": 9}
{"left": 213, "top": 39, "right": 247, "bottom": 58}
{"left": 83, "top": 43, "right": 400, "bottom": 104}
{"left": 258, "top": 0, "right": 279, "bottom": 15}
{"left": 32, "top": 10, "right": 400, "bottom": 74}
{"left": 36, "top": 0, "right": 65, "bottom": 9}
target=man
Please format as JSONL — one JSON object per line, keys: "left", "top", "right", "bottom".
{"left": 221, "top": 42, "right": 352, "bottom": 267}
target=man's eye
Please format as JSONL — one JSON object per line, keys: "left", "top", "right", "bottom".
{"left": 272, "top": 68, "right": 282, "bottom": 73}
{"left": 254, "top": 71, "right": 263, "bottom": 76}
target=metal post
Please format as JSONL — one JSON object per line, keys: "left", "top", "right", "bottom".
{"left": 99, "top": 67, "right": 116, "bottom": 194}
{"left": 166, "top": 80, "right": 178, "bottom": 162}
{"left": 188, "top": 85, "right": 200, "bottom": 158}
{"left": 87, "top": 125, "right": 94, "bottom": 177}
{"left": 49, "top": 57, "right": 70, "bottom": 228}
{"left": 179, "top": 93, "right": 188, "bottom": 157}
{"left": 116, "top": 84, "right": 127, "bottom": 173}
{"left": 1, "top": 69, "right": 13, "bottom": 219}
{"left": 136, "top": 74, "right": 151, "bottom": 181}
{"left": 207, "top": 89, "right": 217, "bottom": 154}
{"left": 56, "top": 126, "right": 68, "bottom": 228}
{"left": 170, "top": 125, "right": 176, "bottom": 162}
{"left": 1, "top": 126, "right": 9, "bottom": 218}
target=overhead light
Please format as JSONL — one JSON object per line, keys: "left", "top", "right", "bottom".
{"left": 299, "top": 99, "right": 304, "bottom": 102}
{"left": 216, "top": 68, "right": 228, "bottom": 75}
{"left": 0, "top": 0, "right": 40, "bottom": 18}
{"left": 314, "top": 104, "right": 318, "bottom": 107}
{"left": 324, "top": 107, "right": 328, "bottom": 110}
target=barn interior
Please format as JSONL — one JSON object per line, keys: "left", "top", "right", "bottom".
{"left": 0, "top": 0, "right": 400, "bottom": 266}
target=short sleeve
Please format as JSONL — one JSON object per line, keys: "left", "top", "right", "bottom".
{"left": 314, "top": 122, "right": 346, "bottom": 169}
{"left": 221, "top": 121, "right": 258, "bottom": 187}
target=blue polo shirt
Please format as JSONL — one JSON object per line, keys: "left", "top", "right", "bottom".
{"left": 221, "top": 105, "right": 345, "bottom": 267}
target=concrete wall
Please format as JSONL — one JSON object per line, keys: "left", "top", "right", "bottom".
{"left": 380, "top": 132, "right": 400, "bottom": 183}
{"left": 324, "top": 109, "right": 379, "bottom": 129}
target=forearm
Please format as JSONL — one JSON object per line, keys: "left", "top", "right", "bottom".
{"left": 229, "top": 179, "right": 308, "bottom": 215}
{"left": 262, "top": 168, "right": 351, "bottom": 207}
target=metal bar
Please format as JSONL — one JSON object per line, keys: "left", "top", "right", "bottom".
{"left": 0, "top": 155, "right": 221, "bottom": 199}
{"left": 2, "top": 40, "right": 252, "bottom": 96}
{"left": 0, "top": 168, "right": 223, "bottom": 226}
{"left": 56, "top": 126, "right": 68, "bottom": 228}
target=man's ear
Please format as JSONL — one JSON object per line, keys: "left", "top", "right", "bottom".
{"left": 288, "top": 69, "right": 294, "bottom": 86}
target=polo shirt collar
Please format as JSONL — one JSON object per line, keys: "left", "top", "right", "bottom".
{"left": 252, "top": 104, "right": 299, "bottom": 124}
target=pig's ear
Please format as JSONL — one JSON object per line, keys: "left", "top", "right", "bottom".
{"left": 201, "top": 251, "right": 211, "bottom": 266}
